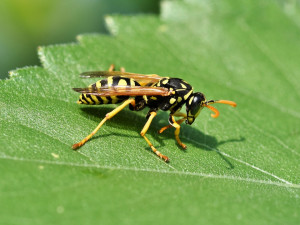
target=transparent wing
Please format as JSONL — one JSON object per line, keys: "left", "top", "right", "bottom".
{"left": 80, "top": 71, "right": 163, "bottom": 86}
{"left": 73, "top": 85, "right": 170, "bottom": 97}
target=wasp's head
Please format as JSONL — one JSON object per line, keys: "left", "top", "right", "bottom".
{"left": 185, "top": 92, "right": 206, "bottom": 125}
{"left": 186, "top": 92, "right": 237, "bottom": 125}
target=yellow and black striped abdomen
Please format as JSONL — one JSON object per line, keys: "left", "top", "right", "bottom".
{"left": 77, "top": 76, "right": 138, "bottom": 105}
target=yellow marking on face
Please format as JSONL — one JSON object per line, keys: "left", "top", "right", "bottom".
{"left": 180, "top": 83, "right": 187, "bottom": 88}
{"left": 189, "top": 96, "right": 194, "bottom": 105}
{"left": 184, "top": 90, "right": 193, "bottom": 100}
{"left": 107, "top": 76, "right": 113, "bottom": 86}
{"left": 96, "top": 80, "right": 102, "bottom": 88}
{"left": 150, "top": 96, "right": 157, "bottom": 100}
{"left": 188, "top": 117, "right": 194, "bottom": 124}
{"left": 177, "top": 97, "right": 182, "bottom": 103}
{"left": 169, "top": 98, "right": 176, "bottom": 104}
{"left": 118, "top": 79, "right": 127, "bottom": 86}
{"left": 111, "top": 96, "right": 118, "bottom": 104}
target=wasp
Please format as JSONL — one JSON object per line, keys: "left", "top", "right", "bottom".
{"left": 72, "top": 65, "right": 237, "bottom": 162}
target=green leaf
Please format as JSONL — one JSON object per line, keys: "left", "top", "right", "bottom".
{"left": 1, "top": 0, "right": 300, "bottom": 224}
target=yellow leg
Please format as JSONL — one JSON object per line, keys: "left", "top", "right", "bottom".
{"left": 159, "top": 113, "right": 187, "bottom": 149}
{"left": 120, "top": 67, "right": 125, "bottom": 72}
{"left": 158, "top": 118, "right": 185, "bottom": 134}
{"left": 72, "top": 99, "right": 135, "bottom": 149}
{"left": 171, "top": 116, "right": 187, "bottom": 149}
{"left": 108, "top": 64, "right": 125, "bottom": 72}
{"left": 173, "top": 112, "right": 187, "bottom": 117}
{"left": 140, "top": 112, "right": 169, "bottom": 162}
{"left": 108, "top": 64, "right": 115, "bottom": 72}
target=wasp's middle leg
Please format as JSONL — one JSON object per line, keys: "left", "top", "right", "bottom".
{"left": 159, "top": 113, "right": 187, "bottom": 149}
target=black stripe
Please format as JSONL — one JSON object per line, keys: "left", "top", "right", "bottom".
{"left": 125, "top": 78, "right": 131, "bottom": 86}
{"left": 106, "top": 96, "right": 113, "bottom": 104}
{"left": 134, "top": 80, "right": 140, "bottom": 86}
{"left": 112, "top": 76, "right": 121, "bottom": 86}
{"left": 86, "top": 94, "right": 96, "bottom": 104}
{"left": 95, "top": 96, "right": 103, "bottom": 104}
{"left": 100, "top": 79, "right": 108, "bottom": 87}
{"left": 81, "top": 94, "right": 88, "bottom": 102}
{"left": 91, "top": 83, "right": 97, "bottom": 89}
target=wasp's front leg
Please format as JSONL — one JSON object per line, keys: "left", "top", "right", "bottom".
{"left": 158, "top": 112, "right": 186, "bottom": 134}
{"left": 159, "top": 114, "right": 187, "bottom": 149}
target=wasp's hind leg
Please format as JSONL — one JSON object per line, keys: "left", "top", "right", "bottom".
{"left": 108, "top": 64, "right": 126, "bottom": 72}
{"left": 108, "top": 64, "right": 115, "bottom": 72}
{"left": 159, "top": 113, "right": 187, "bottom": 149}
{"left": 120, "top": 66, "right": 125, "bottom": 73}
{"left": 72, "top": 98, "right": 135, "bottom": 149}
{"left": 140, "top": 111, "right": 169, "bottom": 162}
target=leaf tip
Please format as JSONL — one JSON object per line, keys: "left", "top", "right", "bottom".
{"left": 37, "top": 46, "right": 47, "bottom": 67}
{"left": 76, "top": 35, "right": 83, "bottom": 42}
{"left": 8, "top": 70, "right": 17, "bottom": 78}
{"left": 105, "top": 15, "right": 119, "bottom": 36}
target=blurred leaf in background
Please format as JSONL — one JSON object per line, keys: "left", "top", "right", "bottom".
{"left": 0, "top": 0, "right": 159, "bottom": 79}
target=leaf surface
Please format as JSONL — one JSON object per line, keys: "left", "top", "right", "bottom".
{"left": 1, "top": 1, "right": 300, "bottom": 224}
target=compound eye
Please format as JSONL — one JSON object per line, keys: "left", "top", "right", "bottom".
{"left": 187, "top": 92, "right": 205, "bottom": 119}
{"left": 190, "top": 103, "right": 201, "bottom": 116}
{"left": 191, "top": 93, "right": 205, "bottom": 114}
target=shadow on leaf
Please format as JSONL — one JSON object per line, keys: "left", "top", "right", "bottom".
{"left": 78, "top": 106, "right": 245, "bottom": 169}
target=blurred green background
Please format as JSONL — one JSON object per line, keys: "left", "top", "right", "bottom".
{"left": 0, "top": 0, "right": 159, "bottom": 79}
